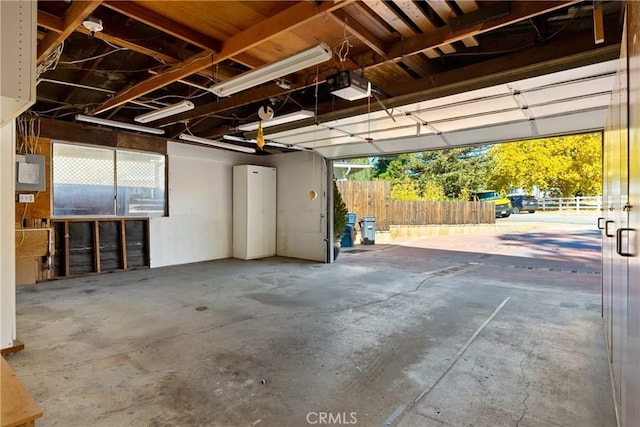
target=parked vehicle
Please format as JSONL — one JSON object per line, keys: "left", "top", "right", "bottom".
{"left": 507, "top": 195, "right": 538, "bottom": 214}
{"left": 471, "top": 191, "right": 512, "bottom": 218}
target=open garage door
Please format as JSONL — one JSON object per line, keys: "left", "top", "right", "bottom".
{"left": 265, "top": 59, "right": 617, "bottom": 159}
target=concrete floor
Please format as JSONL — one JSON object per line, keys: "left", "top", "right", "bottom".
{"left": 8, "top": 222, "right": 614, "bottom": 426}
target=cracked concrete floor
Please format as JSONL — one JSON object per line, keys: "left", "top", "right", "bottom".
{"left": 8, "top": 225, "right": 614, "bottom": 426}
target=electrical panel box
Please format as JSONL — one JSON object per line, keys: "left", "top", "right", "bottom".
{"left": 16, "top": 153, "right": 45, "bottom": 191}
{"left": 327, "top": 70, "right": 370, "bottom": 101}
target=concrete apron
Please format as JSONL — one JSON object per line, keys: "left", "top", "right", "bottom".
{"left": 7, "top": 225, "right": 613, "bottom": 427}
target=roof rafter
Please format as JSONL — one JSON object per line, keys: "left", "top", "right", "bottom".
{"left": 328, "top": 9, "right": 388, "bottom": 57}
{"left": 37, "top": 0, "right": 103, "bottom": 63}
{"left": 91, "top": 0, "right": 356, "bottom": 115}
{"left": 387, "top": 1, "right": 581, "bottom": 61}
{"left": 102, "top": 0, "right": 221, "bottom": 53}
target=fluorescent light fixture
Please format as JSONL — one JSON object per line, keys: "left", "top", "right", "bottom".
{"left": 223, "top": 135, "right": 311, "bottom": 151}
{"left": 75, "top": 114, "right": 165, "bottom": 135}
{"left": 178, "top": 133, "right": 256, "bottom": 154}
{"left": 134, "top": 100, "right": 194, "bottom": 123}
{"left": 238, "top": 110, "right": 314, "bottom": 131}
{"left": 210, "top": 43, "right": 332, "bottom": 97}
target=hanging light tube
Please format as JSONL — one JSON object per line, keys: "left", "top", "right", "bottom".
{"left": 134, "top": 100, "right": 194, "bottom": 123}
{"left": 75, "top": 114, "right": 165, "bottom": 135}
{"left": 209, "top": 43, "right": 332, "bottom": 97}
{"left": 237, "top": 110, "right": 314, "bottom": 131}
{"left": 178, "top": 133, "right": 256, "bottom": 154}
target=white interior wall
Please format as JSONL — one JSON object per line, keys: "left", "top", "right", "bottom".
{"left": 149, "top": 142, "right": 254, "bottom": 268}
{"left": 0, "top": 121, "right": 16, "bottom": 349}
{"left": 265, "top": 151, "right": 328, "bottom": 262}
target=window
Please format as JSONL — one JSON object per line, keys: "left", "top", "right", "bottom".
{"left": 53, "top": 142, "right": 166, "bottom": 217}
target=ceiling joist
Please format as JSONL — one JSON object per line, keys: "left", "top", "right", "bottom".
{"left": 37, "top": 0, "right": 103, "bottom": 63}
{"left": 91, "top": 0, "right": 356, "bottom": 115}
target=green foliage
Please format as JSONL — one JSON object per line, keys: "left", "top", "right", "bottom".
{"left": 487, "top": 133, "right": 602, "bottom": 196}
{"left": 422, "top": 180, "right": 446, "bottom": 201}
{"left": 373, "top": 148, "right": 491, "bottom": 200}
{"left": 333, "top": 180, "right": 348, "bottom": 239}
{"left": 390, "top": 176, "right": 421, "bottom": 201}
{"left": 363, "top": 133, "right": 601, "bottom": 201}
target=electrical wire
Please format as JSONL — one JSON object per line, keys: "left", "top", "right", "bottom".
{"left": 546, "top": 5, "right": 583, "bottom": 41}
{"left": 36, "top": 42, "right": 63, "bottom": 79}
{"left": 334, "top": 18, "right": 353, "bottom": 68}
{"left": 59, "top": 47, "right": 128, "bottom": 65}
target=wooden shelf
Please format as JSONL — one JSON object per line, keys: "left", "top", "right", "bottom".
{"left": 1, "top": 356, "right": 42, "bottom": 427}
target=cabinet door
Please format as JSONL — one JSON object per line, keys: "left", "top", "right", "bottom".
{"left": 624, "top": 7, "right": 640, "bottom": 426}
{"left": 245, "top": 166, "right": 264, "bottom": 258}
{"left": 260, "top": 167, "right": 277, "bottom": 257}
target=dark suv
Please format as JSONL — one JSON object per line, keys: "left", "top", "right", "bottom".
{"left": 507, "top": 195, "right": 538, "bottom": 214}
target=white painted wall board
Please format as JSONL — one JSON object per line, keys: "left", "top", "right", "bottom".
{"left": 265, "top": 151, "right": 327, "bottom": 262}
{"left": 149, "top": 142, "right": 253, "bottom": 268}
{"left": 0, "top": 121, "right": 16, "bottom": 349}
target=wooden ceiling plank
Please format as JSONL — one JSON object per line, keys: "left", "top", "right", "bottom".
{"left": 102, "top": 0, "right": 221, "bottom": 53}
{"left": 329, "top": 10, "right": 389, "bottom": 57}
{"left": 365, "top": 1, "right": 415, "bottom": 38}
{"left": 427, "top": 0, "right": 480, "bottom": 50}
{"left": 388, "top": 1, "right": 581, "bottom": 61}
{"left": 37, "top": 10, "right": 63, "bottom": 33}
{"left": 455, "top": 1, "right": 480, "bottom": 14}
{"left": 394, "top": 1, "right": 436, "bottom": 33}
{"left": 92, "top": 0, "right": 354, "bottom": 115}
{"left": 370, "top": 0, "right": 457, "bottom": 54}
{"left": 344, "top": 2, "right": 398, "bottom": 42}
{"left": 365, "top": 1, "right": 446, "bottom": 72}
{"left": 453, "top": 0, "right": 481, "bottom": 47}
{"left": 218, "top": 0, "right": 355, "bottom": 61}
{"left": 37, "top": 0, "right": 103, "bottom": 63}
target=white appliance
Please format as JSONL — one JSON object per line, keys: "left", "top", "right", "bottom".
{"left": 233, "top": 165, "right": 276, "bottom": 259}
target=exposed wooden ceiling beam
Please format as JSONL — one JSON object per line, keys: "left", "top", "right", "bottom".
{"left": 37, "top": 0, "right": 103, "bottom": 63}
{"left": 37, "top": 10, "right": 63, "bottom": 33}
{"left": 102, "top": 0, "right": 220, "bottom": 53}
{"left": 146, "top": 0, "right": 584, "bottom": 130}
{"left": 365, "top": 1, "right": 442, "bottom": 59}
{"left": 328, "top": 9, "right": 388, "bottom": 57}
{"left": 387, "top": 1, "right": 581, "bottom": 61}
{"left": 102, "top": 1, "right": 263, "bottom": 73}
{"left": 72, "top": 22, "right": 235, "bottom": 82}
{"left": 427, "top": 0, "right": 480, "bottom": 47}
{"left": 91, "top": 0, "right": 355, "bottom": 115}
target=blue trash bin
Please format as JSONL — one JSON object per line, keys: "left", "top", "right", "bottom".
{"left": 341, "top": 224, "right": 354, "bottom": 247}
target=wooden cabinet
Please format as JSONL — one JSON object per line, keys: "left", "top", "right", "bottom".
{"left": 233, "top": 165, "right": 276, "bottom": 260}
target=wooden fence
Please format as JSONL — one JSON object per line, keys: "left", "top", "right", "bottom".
{"left": 337, "top": 181, "right": 495, "bottom": 231}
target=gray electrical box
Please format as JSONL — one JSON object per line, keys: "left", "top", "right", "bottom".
{"left": 16, "top": 153, "right": 45, "bottom": 191}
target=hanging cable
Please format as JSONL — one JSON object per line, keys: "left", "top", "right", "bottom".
{"left": 334, "top": 18, "right": 353, "bottom": 69}
{"left": 37, "top": 42, "right": 63, "bottom": 79}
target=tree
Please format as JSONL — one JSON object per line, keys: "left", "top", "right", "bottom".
{"left": 487, "top": 133, "right": 602, "bottom": 196}
{"left": 333, "top": 180, "right": 348, "bottom": 239}
{"left": 390, "top": 175, "right": 421, "bottom": 201}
